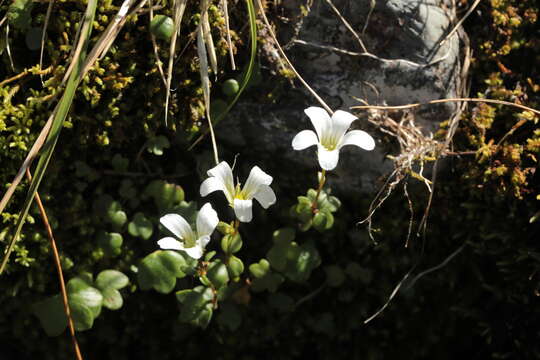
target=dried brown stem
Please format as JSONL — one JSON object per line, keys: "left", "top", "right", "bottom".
{"left": 351, "top": 97, "right": 540, "bottom": 116}
{"left": 25, "top": 169, "right": 83, "bottom": 360}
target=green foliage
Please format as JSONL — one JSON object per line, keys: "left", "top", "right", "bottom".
{"left": 137, "top": 250, "right": 191, "bottom": 294}
{"left": 220, "top": 232, "right": 242, "bottom": 254}
{"left": 7, "top": 0, "right": 33, "bottom": 30}
{"left": 149, "top": 15, "right": 174, "bottom": 41}
{"left": 1, "top": 0, "right": 539, "bottom": 358}
{"left": 221, "top": 79, "right": 240, "bottom": 97}
{"left": 32, "top": 270, "right": 128, "bottom": 336}
{"left": 290, "top": 189, "right": 341, "bottom": 232}
{"left": 95, "top": 270, "right": 129, "bottom": 310}
{"left": 145, "top": 135, "right": 171, "bottom": 156}
{"left": 176, "top": 286, "right": 214, "bottom": 329}
{"left": 127, "top": 213, "right": 153, "bottom": 240}
{"left": 143, "top": 180, "right": 185, "bottom": 212}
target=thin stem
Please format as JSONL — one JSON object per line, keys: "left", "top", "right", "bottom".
{"left": 232, "top": 219, "right": 240, "bottom": 235}
{"left": 351, "top": 97, "right": 540, "bottom": 116}
{"left": 256, "top": 0, "right": 333, "bottom": 115}
{"left": 312, "top": 169, "right": 326, "bottom": 212}
{"left": 25, "top": 169, "right": 83, "bottom": 360}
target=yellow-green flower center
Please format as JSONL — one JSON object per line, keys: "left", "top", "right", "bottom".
{"left": 234, "top": 184, "right": 247, "bottom": 200}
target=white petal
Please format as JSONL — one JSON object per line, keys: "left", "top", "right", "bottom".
{"left": 157, "top": 237, "right": 184, "bottom": 251}
{"left": 304, "top": 106, "right": 331, "bottom": 140}
{"left": 242, "top": 166, "right": 273, "bottom": 199}
{"left": 292, "top": 130, "right": 319, "bottom": 150}
{"left": 233, "top": 199, "right": 253, "bottom": 223}
{"left": 317, "top": 144, "right": 340, "bottom": 171}
{"left": 339, "top": 129, "right": 375, "bottom": 151}
{"left": 159, "top": 214, "right": 195, "bottom": 242}
{"left": 330, "top": 110, "right": 357, "bottom": 142}
{"left": 196, "top": 203, "right": 219, "bottom": 238}
{"left": 253, "top": 185, "right": 276, "bottom": 209}
{"left": 183, "top": 245, "right": 204, "bottom": 259}
{"left": 200, "top": 177, "right": 224, "bottom": 196}
{"left": 197, "top": 235, "right": 211, "bottom": 249}
{"left": 207, "top": 161, "right": 235, "bottom": 199}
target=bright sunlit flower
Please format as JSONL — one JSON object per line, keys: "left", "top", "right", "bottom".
{"left": 200, "top": 161, "right": 276, "bottom": 223}
{"left": 157, "top": 203, "right": 218, "bottom": 259}
{"left": 292, "top": 106, "right": 375, "bottom": 171}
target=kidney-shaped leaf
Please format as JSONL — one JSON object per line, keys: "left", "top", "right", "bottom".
{"left": 32, "top": 295, "right": 68, "bottom": 337}
{"left": 137, "top": 250, "right": 187, "bottom": 293}
{"left": 96, "top": 270, "right": 129, "bottom": 290}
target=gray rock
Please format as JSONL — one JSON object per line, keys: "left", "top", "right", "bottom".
{"left": 217, "top": 0, "right": 464, "bottom": 196}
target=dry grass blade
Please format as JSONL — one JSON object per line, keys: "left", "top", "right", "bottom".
{"left": 149, "top": 0, "right": 167, "bottom": 87}
{"left": 197, "top": 27, "right": 220, "bottom": 166}
{"left": 79, "top": 0, "right": 147, "bottom": 78}
{"left": 0, "top": 0, "right": 99, "bottom": 275}
{"left": 39, "top": 0, "right": 55, "bottom": 84}
{"left": 351, "top": 97, "right": 540, "bottom": 115}
{"left": 256, "top": 0, "right": 333, "bottom": 114}
{"left": 187, "top": 0, "right": 257, "bottom": 151}
{"left": 439, "top": 0, "right": 481, "bottom": 48}
{"left": 202, "top": 0, "right": 218, "bottom": 76}
{"left": 5, "top": 24, "right": 15, "bottom": 71}
{"left": 364, "top": 273, "right": 410, "bottom": 324}
{"left": 323, "top": 0, "right": 368, "bottom": 53}
{"left": 0, "top": 0, "right": 142, "bottom": 218}
{"left": 164, "top": 0, "right": 187, "bottom": 125}
{"left": 197, "top": 19, "right": 219, "bottom": 165}
{"left": 222, "top": 0, "right": 236, "bottom": 70}
{"left": 61, "top": 10, "right": 85, "bottom": 85}
{"left": 26, "top": 169, "right": 83, "bottom": 360}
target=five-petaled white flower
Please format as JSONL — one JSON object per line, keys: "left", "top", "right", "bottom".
{"left": 292, "top": 106, "right": 375, "bottom": 171}
{"left": 200, "top": 161, "right": 276, "bottom": 223}
{"left": 157, "top": 203, "right": 219, "bottom": 259}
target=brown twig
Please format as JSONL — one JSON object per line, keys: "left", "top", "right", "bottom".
{"left": 351, "top": 97, "right": 540, "bottom": 116}
{"left": 0, "top": 66, "right": 54, "bottom": 87}
{"left": 25, "top": 169, "right": 83, "bottom": 360}
{"left": 323, "top": 0, "right": 368, "bottom": 53}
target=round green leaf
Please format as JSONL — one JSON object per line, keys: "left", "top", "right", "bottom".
{"left": 267, "top": 244, "right": 289, "bottom": 272}
{"left": 313, "top": 211, "right": 329, "bottom": 232}
{"left": 221, "top": 233, "right": 242, "bottom": 254}
{"left": 207, "top": 260, "right": 229, "bottom": 288}
{"left": 96, "top": 270, "right": 129, "bottom": 290}
{"left": 110, "top": 210, "right": 127, "bottom": 230}
{"left": 227, "top": 255, "right": 244, "bottom": 280}
{"left": 128, "top": 212, "right": 153, "bottom": 240}
{"left": 272, "top": 228, "right": 296, "bottom": 244}
{"left": 137, "top": 250, "right": 187, "bottom": 293}
{"left": 150, "top": 15, "right": 174, "bottom": 41}
{"left": 68, "top": 300, "right": 96, "bottom": 332}
{"left": 249, "top": 259, "right": 270, "bottom": 279}
{"left": 100, "top": 288, "right": 123, "bottom": 310}
{"left": 222, "top": 79, "right": 240, "bottom": 97}
{"left": 97, "top": 232, "right": 123, "bottom": 257}
{"left": 32, "top": 295, "right": 68, "bottom": 337}
{"left": 69, "top": 287, "right": 103, "bottom": 319}
{"left": 145, "top": 135, "right": 170, "bottom": 155}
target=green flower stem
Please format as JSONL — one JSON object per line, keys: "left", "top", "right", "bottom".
{"left": 313, "top": 170, "right": 327, "bottom": 212}
{"left": 232, "top": 219, "right": 240, "bottom": 235}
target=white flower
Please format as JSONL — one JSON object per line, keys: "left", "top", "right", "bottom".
{"left": 292, "top": 106, "right": 375, "bottom": 171}
{"left": 200, "top": 161, "right": 276, "bottom": 223}
{"left": 157, "top": 203, "right": 218, "bottom": 259}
